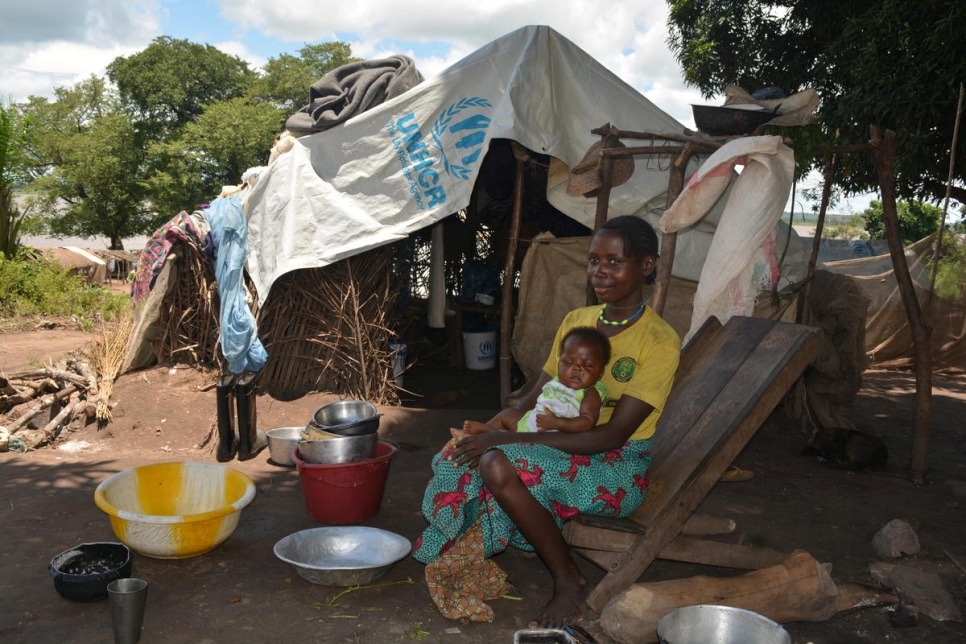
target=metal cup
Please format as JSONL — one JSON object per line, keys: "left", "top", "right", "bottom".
{"left": 108, "top": 577, "right": 148, "bottom": 644}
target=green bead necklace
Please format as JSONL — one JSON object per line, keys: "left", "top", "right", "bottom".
{"left": 598, "top": 302, "right": 645, "bottom": 327}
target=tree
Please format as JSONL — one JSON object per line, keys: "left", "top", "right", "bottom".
{"left": 861, "top": 200, "right": 941, "bottom": 244}
{"left": 146, "top": 98, "right": 287, "bottom": 215}
{"left": 251, "top": 42, "right": 361, "bottom": 111}
{"left": 20, "top": 77, "right": 156, "bottom": 249}
{"left": 107, "top": 37, "right": 255, "bottom": 142}
{"left": 666, "top": 0, "right": 966, "bottom": 205}
{"left": 0, "top": 100, "right": 33, "bottom": 258}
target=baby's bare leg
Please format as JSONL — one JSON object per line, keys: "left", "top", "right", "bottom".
{"left": 463, "top": 419, "right": 509, "bottom": 433}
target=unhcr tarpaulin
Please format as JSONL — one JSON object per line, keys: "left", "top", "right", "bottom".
{"left": 243, "top": 25, "right": 686, "bottom": 302}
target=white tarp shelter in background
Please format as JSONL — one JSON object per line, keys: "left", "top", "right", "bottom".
{"left": 244, "top": 25, "right": 695, "bottom": 303}
{"left": 37, "top": 246, "right": 108, "bottom": 283}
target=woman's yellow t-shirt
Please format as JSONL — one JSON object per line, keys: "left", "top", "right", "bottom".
{"left": 542, "top": 306, "right": 681, "bottom": 440}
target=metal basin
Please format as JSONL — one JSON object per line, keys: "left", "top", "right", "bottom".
{"left": 296, "top": 427, "right": 378, "bottom": 464}
{"left": 691, "top": 104, "right": 776, "bottom": 136}
{"left": 657, "top": 604, "right": 791, "bottom": 644}
{"left": 311, "top": 400, "right": 381, "bottom": 436}
{"left": 273, "top": 526, "right": 411, "bottom": 586}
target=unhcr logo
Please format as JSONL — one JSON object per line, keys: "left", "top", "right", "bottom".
{"left": 387, "top": 97, "right": 493, "bottom": 210}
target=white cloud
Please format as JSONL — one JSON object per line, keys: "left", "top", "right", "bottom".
{"left": 218, "top": 0, "right": 708, "bottom": 120}
{"left": 0, "top": 0, "right": 162, "bottom": 100}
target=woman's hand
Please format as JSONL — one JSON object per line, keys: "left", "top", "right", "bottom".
{"left": 449, "top": 429, "right": 510, "bottom": 469}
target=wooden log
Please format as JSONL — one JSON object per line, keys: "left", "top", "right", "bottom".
{"left": 7, "top": 384, "right": 80, "bottom": 434}
{"left": 599, "top": 550, "right": 896, "bottom": 644}
{"left": 0, "top": 377, "right": 18, "bottom": 396}
{"left": 681, "top": 514, "right": 736, "bottom": 536}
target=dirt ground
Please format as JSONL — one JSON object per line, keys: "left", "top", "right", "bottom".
{"left": 1, "top": 323, "right": 965, "bottom": 644}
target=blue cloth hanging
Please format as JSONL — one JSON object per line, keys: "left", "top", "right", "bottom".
{"left": 205, "top": 195, "right": 269, "bottom": 374}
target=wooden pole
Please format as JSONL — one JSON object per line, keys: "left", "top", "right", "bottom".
{"left": 875, "top": 129, "right": 933, "bottom": 484}
{"left": 499, "top": 146, "right": 526, "bottom": 406}
{"left": 927, "top": 82, "right": 965, "bottom": 310}
{"left": 652, "top": 142, "right": 696, "bottom": 317}
{"left": 586, "top": 125, "right": 622, "bottom": 305}
{"left": 797, "top": 153, "right": 837, "bottom": 324}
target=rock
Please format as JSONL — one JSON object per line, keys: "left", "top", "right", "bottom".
{"left": 872, "top": 519, "right": 921, "bottom": 557}
{"left": 889, "top": 565, "right": 963, "bottom": 622}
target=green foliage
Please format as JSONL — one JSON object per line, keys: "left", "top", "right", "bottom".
{"left": 147, "top": 98, "right": 287, "bottom": 214}
{"left": 861, "top": 200, "right": 942, "bottom": 244}
{"left": 823, "top": 215, "right": 867, "bottom": 240}
{"left": 14, "top": 37, "right": 359, "bottom": 246}
{"left": 251, "top": 42, "right": 361, "bottom": 110}
{"left": 20, "top": 80, "right": 154, "bottom": 249}
{"left": 931, "top": 234, "right": 966, "bottom": 300}
{"left": 666, "top": 0, "right": 966, "bottom": 204}
{"left": 0, "top": 100, "right": 32, "bottom": 258}
{"left": 0, "top": 256, "right": 130, "bottom": 325}
{"left": 107, "top": 37, "right": 256, "bottom": 142}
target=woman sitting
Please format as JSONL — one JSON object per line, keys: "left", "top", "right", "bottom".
{"left": 414, "top": 215, "right": 681, "bottom": 628}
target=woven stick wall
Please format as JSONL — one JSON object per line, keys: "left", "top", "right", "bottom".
{"left": 149, "top": 241, "right": 398, "bottom": 403}
{"left": 256, "top": 247, "right": 400, "bottom": 403}
{"left": 154, "top": 242, "right": 226, "bottom": 370}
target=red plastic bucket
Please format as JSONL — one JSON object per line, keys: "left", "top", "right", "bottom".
{"left": 292, "top": 440, "right": 398, "bottom": 524}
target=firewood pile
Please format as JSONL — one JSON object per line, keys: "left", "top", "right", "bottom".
{"left": 1, "top": 315, "right": 131, "bottom": 451}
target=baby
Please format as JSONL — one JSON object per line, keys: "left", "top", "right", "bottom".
{"left": 454, "top": 327, "right": 609, "bottom": 444}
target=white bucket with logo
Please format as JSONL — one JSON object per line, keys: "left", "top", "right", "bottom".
{"left": 389, "top": 340, "right": 408, "bottom": 387}
{"left": 462, "top": 327, "right": 497, "bottom": 371}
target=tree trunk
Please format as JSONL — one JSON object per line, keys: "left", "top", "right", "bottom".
{"left": 875, "top": 129, "right": 933, "bottom": 484}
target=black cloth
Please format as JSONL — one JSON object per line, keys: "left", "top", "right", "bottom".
{"left": 285, "top": 55, "right": 424, "bottom": 134}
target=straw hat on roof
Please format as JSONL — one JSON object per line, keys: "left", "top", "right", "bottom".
{"left": 566, "top": 139, "right": 635, "bottom": 197}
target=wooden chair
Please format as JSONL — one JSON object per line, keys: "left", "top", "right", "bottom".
{"left": 563, "top": 314, "right": 823, "bottom": 612}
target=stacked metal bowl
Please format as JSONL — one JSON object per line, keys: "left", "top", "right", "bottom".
{"left": 296, "top": 400, "right": 381, "bottom": 464}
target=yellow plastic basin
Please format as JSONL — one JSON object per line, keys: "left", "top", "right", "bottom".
{"left": 94, "top": 461, "right": 256, "bottom": 559}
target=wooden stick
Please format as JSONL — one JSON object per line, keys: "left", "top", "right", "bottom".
{"left": 875, "top": 129, "right": 933, "bottom": 484}
{"left": 927, "top": 82, "right": 964, "bottom": 310}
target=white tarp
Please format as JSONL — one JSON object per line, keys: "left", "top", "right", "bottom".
{"left": 243, "top": 25, "right": 688, "bottom": 302}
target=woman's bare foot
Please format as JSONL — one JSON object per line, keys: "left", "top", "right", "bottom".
{"left": 531, "top": 573, "right": 589, "bottom": 628}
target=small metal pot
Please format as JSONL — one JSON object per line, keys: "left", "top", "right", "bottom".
{"left": 266, "top": 427, "right": 303, "bottom": 466}
{"left": 296, "top": 429, "right": 378, "bottom": 464}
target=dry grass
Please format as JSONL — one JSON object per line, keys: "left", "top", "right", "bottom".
{"left": 85, "top": 308, "right": 135, "bottom": 421}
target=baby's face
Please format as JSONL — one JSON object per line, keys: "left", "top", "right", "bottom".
{"left": 557, "top": 337, "right": 605, "bottom": 390}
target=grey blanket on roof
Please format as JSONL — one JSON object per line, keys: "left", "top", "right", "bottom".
{"left": 285, "top": 55, "right": 424, "bottom": 134}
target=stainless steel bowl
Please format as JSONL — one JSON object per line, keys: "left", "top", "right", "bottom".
{"left": 311, "top": 400, "right": 381, "bottom": 436}
{"left": 266, "top": 427, "right": 303, "bottom": 466}
{"left": 657, "top": 604, "right": 791, "bottom": 644}
{"left": 273, "top": 526, "right": 411, "bottom": 586}
{"left": 296, "top": 428, "right": 378, "bottom": 464}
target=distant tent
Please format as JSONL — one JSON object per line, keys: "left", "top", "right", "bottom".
{"left": 37, "top": 246, "right": 107, "bottom": 283}
{"left": 822, "top": 234, "right": 965, "bottom": 371}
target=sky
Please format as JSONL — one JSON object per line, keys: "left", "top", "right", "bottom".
{"left": 0, "top": 0, "right": 874, "bottom": 213}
